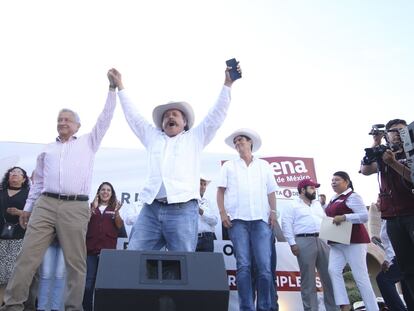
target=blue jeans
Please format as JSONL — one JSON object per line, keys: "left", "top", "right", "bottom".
{"left": 252, "top": 235, "right": 279, "bottom": 311}
{"left": 82, "top": 255, "right": 99, "bottom": 311}
{"left": 376, "top": 257, "right": 414, "bottom": 311}
{"left": 37, "top": 241, "right": 66, "bottom": 310}
{"left": 128, "top": 200, "right": 198, "bottom": 251}
{"left": 229, "top": 220, "right": 274, "bottom": 311}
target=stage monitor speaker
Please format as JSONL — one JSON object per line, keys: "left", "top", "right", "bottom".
{"left": 94, "top": 249, "right": 229, "bottom": 311}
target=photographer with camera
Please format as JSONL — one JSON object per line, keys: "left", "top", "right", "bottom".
{"left": 360, "top": 119, "right": 414, "bottom": 303}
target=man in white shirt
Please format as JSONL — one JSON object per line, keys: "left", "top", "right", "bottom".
{"left": 281, "top": 179, "right": 337, "bottom": 311}
{"left": 196, "top": 175, "right": 218, "bottom": 252}
{"left": 217, "top": 128, "right": 277, "bottom": 311}
{"left": 108, "top": 64, "right": 241, "bottom": 252}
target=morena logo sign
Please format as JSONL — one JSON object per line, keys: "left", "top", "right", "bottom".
{"left": 262, "top": 156, "right": 317, "bottom": 188}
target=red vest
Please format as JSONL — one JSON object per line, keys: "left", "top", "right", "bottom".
{"left": 379, "top": 156, "right": 414, "bottom": 218}
{"left": 325, "top": 191, "right": 370, "bottom": 244}
{"left": 86, "top": 206, "right": 118, "bottom": 255}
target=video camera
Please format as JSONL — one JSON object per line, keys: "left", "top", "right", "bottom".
{"left": 399, "top": 121, "right": 414, "bottom": 184}
{"left": 362, "top": 124, "right": 401, "bottom": 165}
{"left": 368, "top": 124, "right": 386, "bottom": 136}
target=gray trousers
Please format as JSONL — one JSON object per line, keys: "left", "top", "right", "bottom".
{"left": 296, "top": 236, "right": 338, "bottom": 311}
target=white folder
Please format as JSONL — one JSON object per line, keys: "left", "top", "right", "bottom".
{"left": 319, "top": 216, "right": 352, "bottom": 245}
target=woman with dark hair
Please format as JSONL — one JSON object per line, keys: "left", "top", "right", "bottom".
{"left": 0, "top": 167, "right": 30, "bottom": 304}
{"left": 325, "top": 171, "right": 378, "bottom": 311}
{"left": 82, "top": 182, "right": 123, "bottom": 311}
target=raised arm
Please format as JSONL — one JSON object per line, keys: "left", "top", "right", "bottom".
{"left": 88, "top": 69, "right": 118, "bottom": 152}
{"left": 109, "top": 68, "right": 157, "bottom": 147}
{"left": 194, "top": 63, "right": 242, "bottom": 147}
{"left": 360, "top": 132, "right": 382, "bottom": 175}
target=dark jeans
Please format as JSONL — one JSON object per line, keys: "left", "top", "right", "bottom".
{"left": 376, "top": 258, "right": 414, "bottom": 311}
{"left": 387, "top": 215, "right": 414, "bottom": 303}
{"left": 82, "top": 255, "right": 99, "bottom": 311}
{"left": 196, "top": 232, "right": 215, "bottom": 252}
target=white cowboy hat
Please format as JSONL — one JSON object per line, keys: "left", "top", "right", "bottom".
{"left": 225, "top": 128, "right": 262, "bottom": 152}
{"left": 353, "top": 301, "right": 365, "bottom": 310}
{"left": 200, "top": 174, "right": 211, "bottom": 183}
{"left": 152, "top": 101, "right": 195, "bottom": 130}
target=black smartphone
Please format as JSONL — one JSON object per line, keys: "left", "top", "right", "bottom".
{"left": 226, "top": 58, "right": 242, "bottom": 81}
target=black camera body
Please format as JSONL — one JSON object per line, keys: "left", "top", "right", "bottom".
{"left": 362, "top": 145, "right": 389, "bottom": 165}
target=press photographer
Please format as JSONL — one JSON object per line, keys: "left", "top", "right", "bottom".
{"left": 360, "top": 118, "right": 414, "bottom": 302}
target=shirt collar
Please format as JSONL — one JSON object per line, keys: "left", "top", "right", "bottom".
{"left": 56, "top": 136, "right": 77, "bottom": 142}
{"left": 331, "top": 187, "right": 352, "bottom": 200}
{"left": 236, "top": 155, "right": 256, "bottom": 163}
{"left": 162, "top": 130, "right": 186, "bottom": 138}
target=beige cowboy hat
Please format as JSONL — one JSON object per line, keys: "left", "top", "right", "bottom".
{"left": 225, "top": 128, "right": 262, "bottom": 152}
{"left": 152, "top": 101, "right": 195, "bottom": 130}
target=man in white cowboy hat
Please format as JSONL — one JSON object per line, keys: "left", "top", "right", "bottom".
{"left": 196, "top": 175, "right": 218, "bottom": 252}
{"left": 107, "top": 64, "right": 241, "bottom": 252}
{"left": 217, "top": 128, "right": 278, "bottom": 311}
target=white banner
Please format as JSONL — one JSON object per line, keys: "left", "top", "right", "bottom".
{"left": 0, "top": 141, "right": 328, "bottom": 311}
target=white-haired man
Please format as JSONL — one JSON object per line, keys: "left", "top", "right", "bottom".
{"left": 108, "top": 63, "right": 241, "bottom": 252}
{"left": 0, "top": 71, "right": 117, "bottom": 311}
{"left": 217, "top": 128, "right": 277, "bottom": 311}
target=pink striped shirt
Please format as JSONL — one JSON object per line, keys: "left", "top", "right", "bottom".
{"left": 24, "top": 91, "right": 116, "bottom": 212}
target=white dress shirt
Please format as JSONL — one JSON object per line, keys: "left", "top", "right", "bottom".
{"left": 121, "top": 201, "right": 144, "bottom": 226}
{"left": 380, "top": 220, "right": 395, "bottom": 263}
{"left": 330, "top": 188, "right": 368, "bottom": 224}
{"left": 281, "top": 197, "right": 325, "bottom": 246}
{"left": 198, "top": 197, "right": 218, "bottom": 233}
{"left": 118, "top": 86, "right": 231, "bottom": 204}
{"left": 24, "top": 91, "right": 117, "bottom": 212}
{"left": 218, "top": 156, "right": 278, "bottom": 223}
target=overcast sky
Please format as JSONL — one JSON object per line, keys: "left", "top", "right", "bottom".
{"left": 1, "top": 0, "right": 413, "bottom": 203}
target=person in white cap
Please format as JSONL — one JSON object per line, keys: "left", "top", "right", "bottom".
{"left": 196, "top": 175, "right": 218, "bottom": 252}
{"left": 281, "top": 179, "right": 338, "bottom": 311}
{"left": 217, "top": 128, "right": 277, "bottom": 311}
{"left": 107, "top": 63, "right": 241, "bottom": 252}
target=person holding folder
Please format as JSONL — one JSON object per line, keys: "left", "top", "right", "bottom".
{"left": 325, "top": 171, "right": 378, "bottom": 311}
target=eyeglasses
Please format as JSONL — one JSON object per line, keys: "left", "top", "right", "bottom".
{"left": 9, "top": 170, "right": 24, "bottom": 175}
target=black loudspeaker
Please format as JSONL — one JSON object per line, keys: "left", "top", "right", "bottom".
{"left": 94, "top": 249, "right": 229, "bottom": 311}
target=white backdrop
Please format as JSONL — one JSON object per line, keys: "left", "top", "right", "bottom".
{"left": 0, "top": 141, "right": 328, "bottom": 310}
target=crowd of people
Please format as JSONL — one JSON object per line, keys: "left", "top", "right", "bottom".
{"left": 0, "top": 62, "right": 412, "bottom": 311}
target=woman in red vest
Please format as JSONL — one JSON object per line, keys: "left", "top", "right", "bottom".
{"left": 325, "top": 171, "right": 378, "bottom": 311}
{"left": 82, "top": 182, "right": 124, "bottom": 311}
